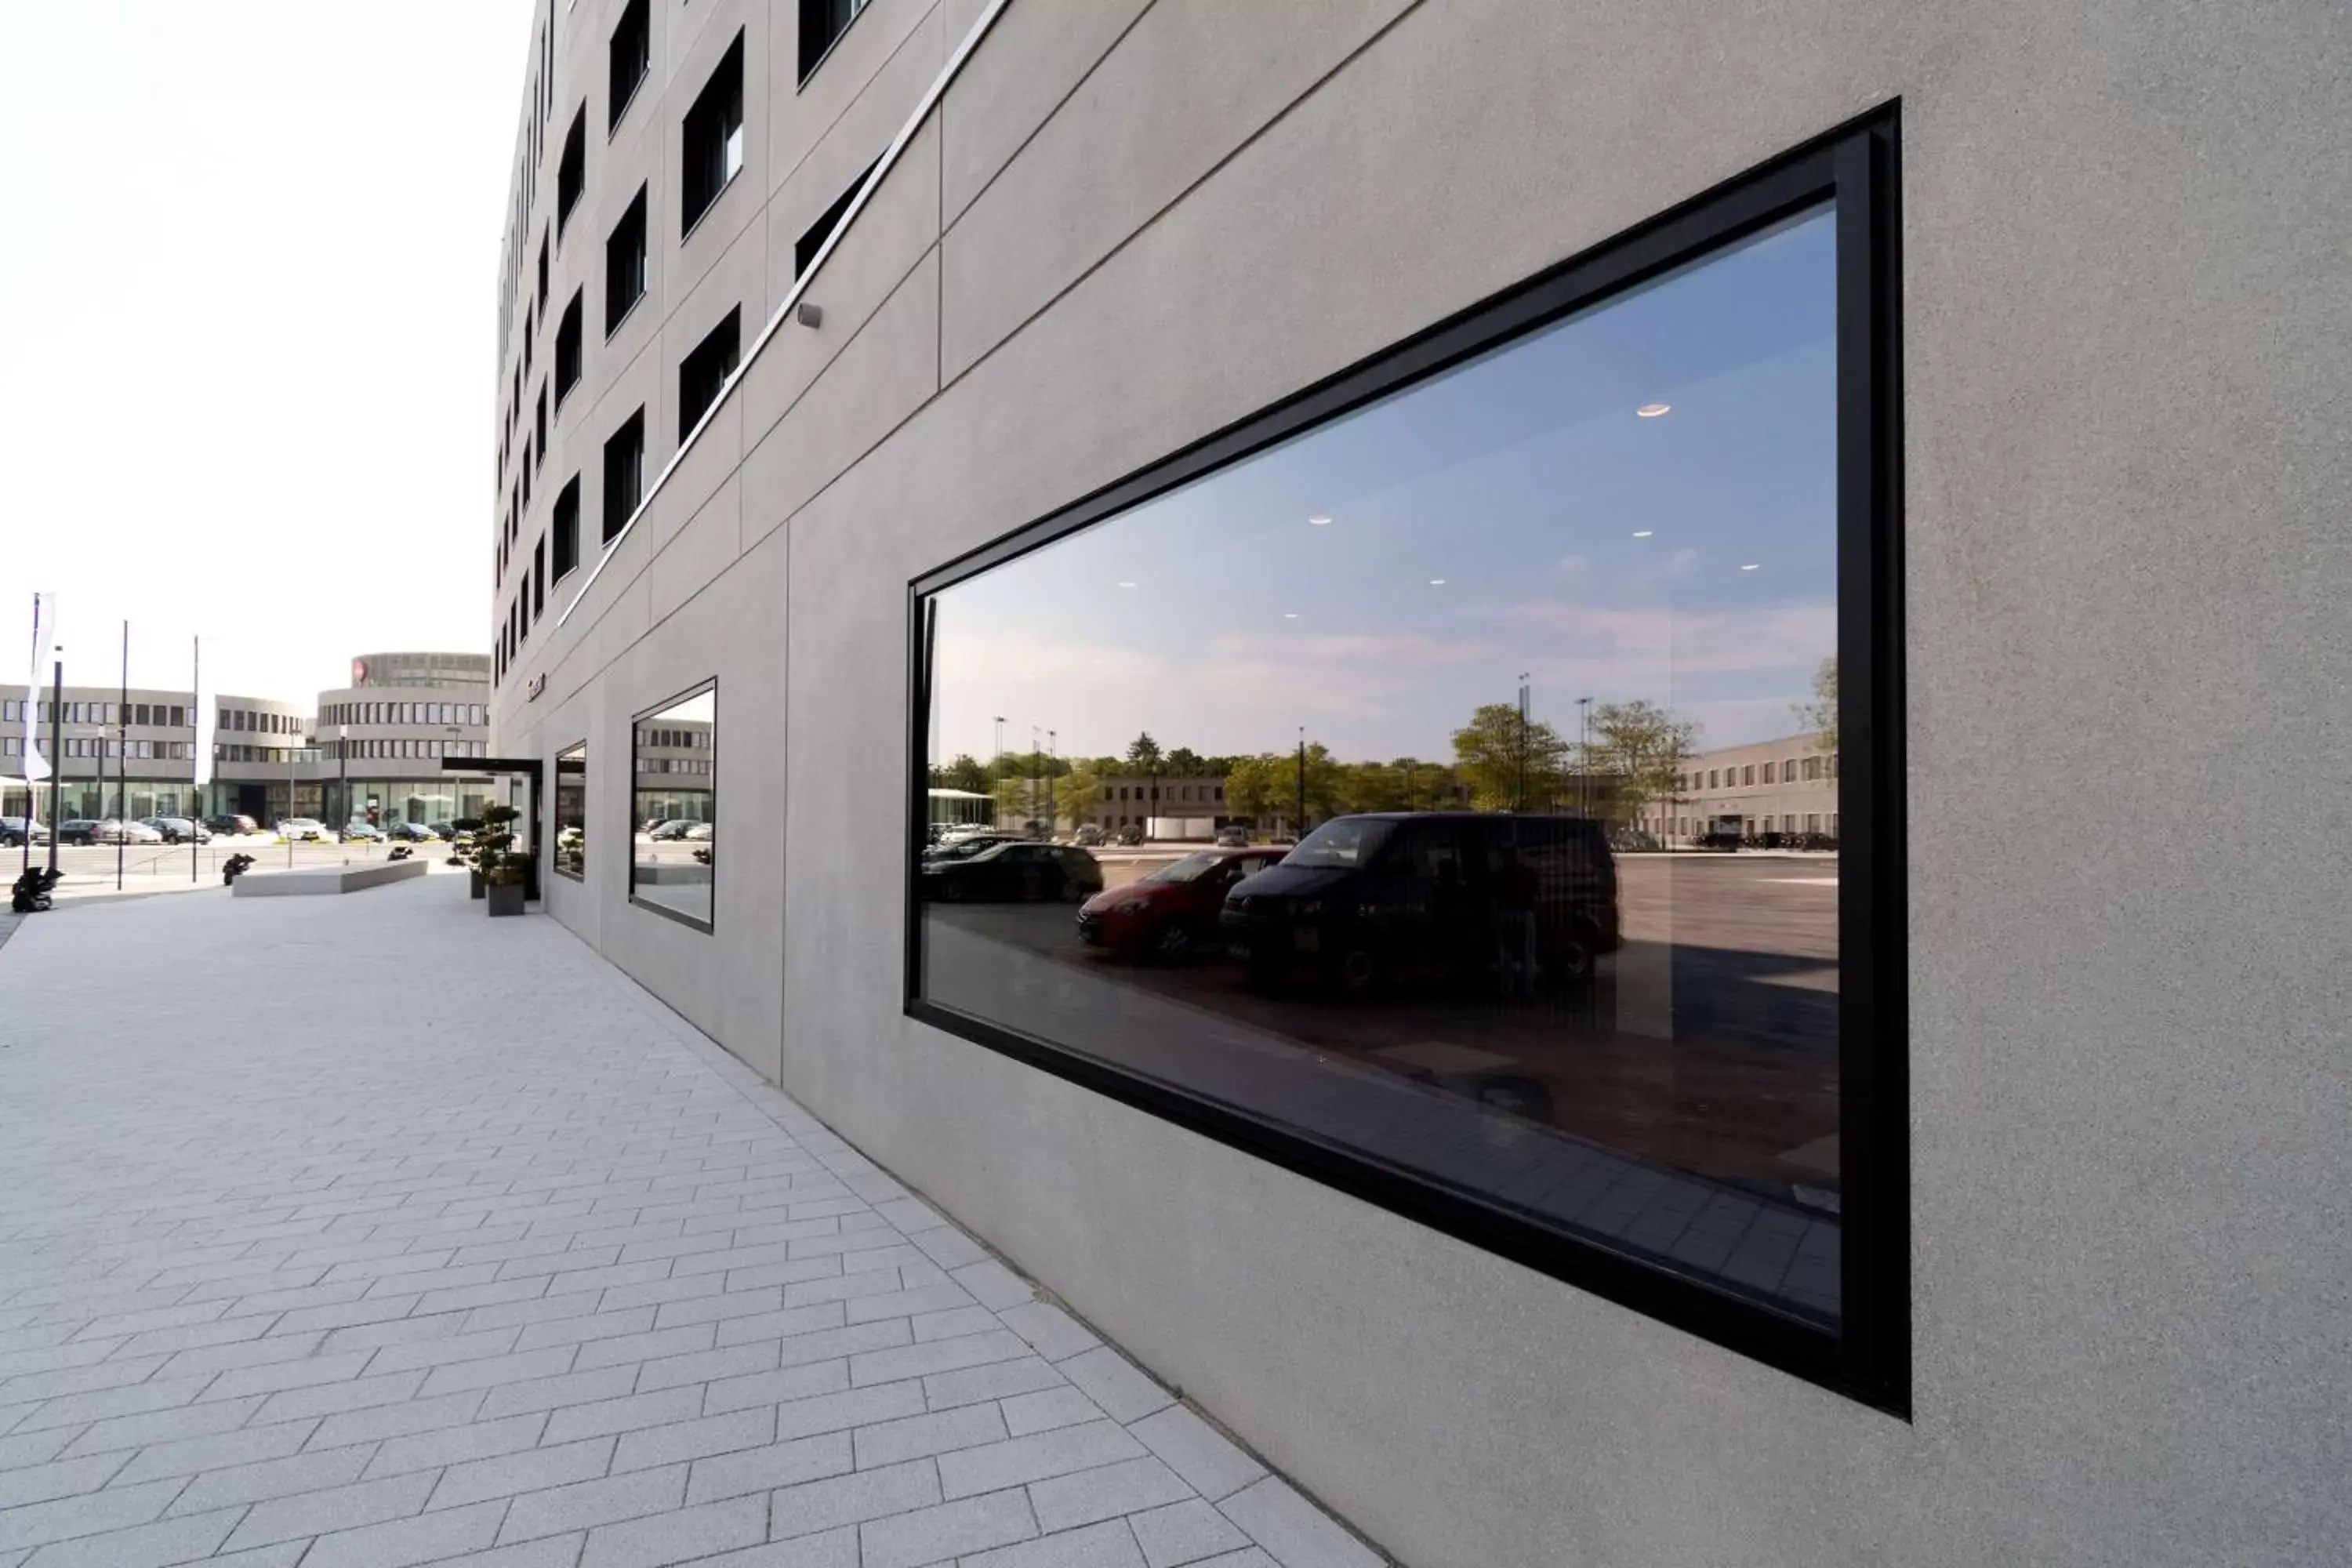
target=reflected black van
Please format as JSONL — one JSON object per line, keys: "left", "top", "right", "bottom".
{"left": 1219, "top": 812, "right": 1621, "bottom": 993}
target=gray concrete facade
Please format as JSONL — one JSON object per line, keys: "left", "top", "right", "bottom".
{"left": 490, "top": 3, "right": 2352, "bottom": 1565}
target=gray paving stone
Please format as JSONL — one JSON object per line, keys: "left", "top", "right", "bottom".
{"left": 539, "top": 1385, "right": 706, "bottom": 1446}
{"left": 684, "top": 1432, "right": 855, "bottom": 1506}
{"left": 13, "top": 1504, "right": 245, "bottom": 1568}
{"left": 0, "top": 1474, "right": 183, "bottom": 1552}
{"left": 307, "top": 1389, "right": 490, "bottom": 1450}
{"left": 1029, "top": 1456, "right": 1194, "bottom": 1535}
{"left": 860, "top": 1487, "right": 1036, "bottom": 1568}
{"left": 495, "top": 1462, "right": 687, "bottom": 1544}
{"left": 923, "top": 1356, "right": 1068, "bottom": 1412}
{"left": 852, "top": 1401, "right": 1010, "bottom": 1470}
{"left": 53, "top": 1393, "right": 269, "bottom": 1456}
{"left": 995, "top": 1302, "right": 1100, "bottom": 1362}
{"left": 851, "top": 1329, "right": 1030, "bottom": 1389}
{"left": 1057, "top": 1348, "right": 1175, "bottom": 1424}
{"left": 300, "top": 1497, "right": 506, "bottom": 1568}
{"left": 579, "top": 1492, "right": 765, "bottom": 1568}
{"left": 999, "top": 1388, "right": 1104, "bottom": 1438}
{"left": 767, "top": 1457, "right": 942, "bottom": 1541}
{"left": 410, "top": 1532, "right": 585, "bottom": 1567}
{"left": 219, "top": 1468, "right": 438, "bottom": 1552}
{"left": 1217, "top": 1479, "right": 1383, "bottom": 1568}
{"left": 365, "top": 1410, "right": 548, "bottom": 1477}
{"left": 431, "top": 1434, "right": 615, "bottom": 1508}
{"left": 612, "top": 1406, "right": 775, "bottom": 1473}
{"left": 1127, "top": 1408, "right": 1266, "bottom": 1504}
{"left": 251, "top": 1367, "right": 429, "bottom": 1424}
{"left": 0, "top": 1455, "right": 125, "bottom": 1512}
{"left": 165, "top": 1441, "right": 376, "bottom": 1514}
{"left": 476, "top": 1364, "right": 641, "bottom": 1419}
{"left": 937, "top": 1421, "right": 1149, "bottom": 1501}
{"left": 1127, "top": 1498, "right": 1251, "bottom": 1568}
{"left": 966, "top": 1519, "right": 1151, "bottom": 1568}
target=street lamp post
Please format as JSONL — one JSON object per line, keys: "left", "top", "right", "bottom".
{"left": 1515, "top": 673, "right": 1530, "bottom": 813}
{"left": 1047, "top": 728, "right": 1057, "bottom": 839}
{"left": 1577, "top": 695, "right": 1592, "bottom": 820}
{"left": 337, "top": 724, "right": 349, "bottom": 839}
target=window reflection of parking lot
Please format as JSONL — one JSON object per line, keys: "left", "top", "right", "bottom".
{"left": 922, "top": 853, "right": 1838, "bottom": 1195}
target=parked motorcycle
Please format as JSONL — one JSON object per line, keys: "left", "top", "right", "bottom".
{"left": 10, "top": 866, "right": 60, "bottom": 913}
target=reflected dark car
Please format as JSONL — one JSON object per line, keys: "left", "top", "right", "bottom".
{"left": 921, "top": 842, "right": 1103, "bottom": 903}
{"left": 1078, "top": 847, "right": 1287, "bottom": 960}
{"left": 0, "top": 818, "right": 48, "bottom": 848}
{"left": 648, "top": 819, "right": 702, "bottom": 840}
{"left": 204, "top": 814, "right": 260, "bottom": 836}
{"left": 56, "top": 819, "right": 102, "bottom": 846}
{"left": 141, "top": 817, "right": 212, "bottom": 844}
{"left": 426, "top": 821, "right": 458, "bottom": 840}
{"left": 1213, "top": 825, "right": 1249, "bottom": 848}
{"left": 385, "top": 822, "right": 438, "bottom": 841}
{"left": 921, "top": 831, "right": 1021, "bottom": 862}
{"left": 1221, "top": 812, "right": 1621, "bottom": 994}
{"left": 339, "top": 822, "right": 387, "bottom": 843}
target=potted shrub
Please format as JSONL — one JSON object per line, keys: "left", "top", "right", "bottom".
{"left": 453, "top": 833, "right": 485, "bottom": 898}
{"left": 474, "top": 804, "right": 524, "bottom": 915}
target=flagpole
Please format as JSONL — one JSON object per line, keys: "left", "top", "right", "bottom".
{"left": 19, "top": 594, "right": 32, "bottom": 877}
{"left": 116, "top": 621, "right": 128, "bottom": 891}
{"left": 45, "top": 657, "right": 62, "bottom": 878}
{"left": 191, "top": 636, "right": 200, "bottom": 882}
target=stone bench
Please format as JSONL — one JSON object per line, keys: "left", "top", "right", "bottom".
{"left": 230, "top": 859, "right": 431, "bottom": 897}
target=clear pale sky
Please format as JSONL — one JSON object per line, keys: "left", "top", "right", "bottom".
{"left": 0, "top": 0, "right": 532, "bottom": 705}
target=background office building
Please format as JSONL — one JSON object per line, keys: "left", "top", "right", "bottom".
{"left": 311, "top": 652, "right": 496, "bottom": 829}
{"left": 486, "top": 3, "right": 2350, "bottom": 1565}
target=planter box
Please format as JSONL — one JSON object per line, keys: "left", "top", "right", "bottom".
{"left": 487, "top": 880, "right": 526, "bottom": 916}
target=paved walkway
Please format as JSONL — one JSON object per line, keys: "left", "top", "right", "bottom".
{"left": 0, "top": 873, "right": 1380, "bottom": 1568}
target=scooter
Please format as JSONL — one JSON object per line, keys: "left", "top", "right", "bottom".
{"left": 220, "top": 854, "right": 256, "bottom": 886}
{"left": 10, "top": 866, "right": 60, "bottom": 913}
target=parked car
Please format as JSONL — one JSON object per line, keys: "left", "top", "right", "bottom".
{"left": 0, "top": 817, "right": 48, "bottom": 848}
{"left": 683, "top": 822, "right": 713, "bottom": 841}
{"left": 425, "top": 821, "right": 459, "bottom": 840}
{"left": 1079, "top": 846, "right": 1287, "bottom": 960}
{"left": 55, "top": 820, "right": 101, "bottom": 846}
{"left": 141, "top": 817, "right": 212, "bottom": 844}
{"left": 340, "top": 821, "right": 387, "bottom": 843}
{"left": 920, "top": 842, "right": 1103, "bottom": 903}
{"left": 384, "top": 821, "right": 437, "bottom": 841}
{"left": 278, "top": 818, "right": 334, "bottom": 842}
{"left": 1213, "top": 825, "right": 1249, "bottom": 848}
{"left": 1114, "top": 823, "right": 1145, "bottom": 846}
{"left": 204, "top": 813, "right": 260, "bottom": 837}
{"left": 1072, "top": 823, "right": 1105, "bottom": 847}
{"left": 66, "top": 818, "right": 163, "bottom": 845}
{"left": 1220, "top": 812, "right": 1621, "bottom": 995}
{"left": 648, "top": 819, "right": 702, "bottom": 840}
{"left": 921, "top": 831, "right": 1021, "bottom": 862}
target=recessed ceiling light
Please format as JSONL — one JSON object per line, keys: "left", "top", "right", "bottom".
{"left": 1428, "top": 578, "right": 1446, "bottom": 586}
{"left": 1740, "top": 563, "right": 1761, "bottom": 572}
{"left": 1283, "top": 612, "right": 1298, "bottom": 619}
{"left": 1637, "top": 402, "right": 1671, "bottom": 418}
{"left": 1632, "top": 530, "right": 1653, "bottom": 539}
{"left": 1308, "top": 514, "right": 1332, "bottom": 527}
{"left": 1116, "top": 580, "right": 1136, "bottom": 588}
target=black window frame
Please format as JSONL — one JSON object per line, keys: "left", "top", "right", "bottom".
{"left": 797, "top": 0, "right": 869, "bottom": 85}
{"left": 553, "top": 739, "right": 587, "bottom": 882}
{"left": 602, "top": 407, "right": 646, "bottom": 544}
{"left": 902, "top": 111, "right": 1907, "bottom": 1414}
{"left": 608, "top": 0, "right": 651, "bottom": 135}
{"left": 554, "top": 289, "right": 584, "bottom": 410}
{"left": 677, "top": 307, "right": 741, "bottom": 445}
{"left": 551, "top": 476, "right": 580, "bottom": 582}
{"left": 680, "top": 31, "right": 746, "bottom": 239}
{"left": 605, "top": 187, "right": 648, "bottom": 337}
{"left": 557, "top": 103, "right": 587, "bottom": 235}
{"left": 629, "top": 679, "right": 717, "bottom": 933}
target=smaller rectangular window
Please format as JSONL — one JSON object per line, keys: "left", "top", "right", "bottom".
{"left": 557, "top": 104, "right": 586, "bottom": 233}
{"left": 606, "top": 187, "right": 648, "bottom": 335}
{"left": 798, "top": 0, "right": 869, "bottom": 82}
{"left": 535, "top": 383, "right": 548, "bottom": 468}
{"left": 552, "top": 477, "right": 581, "bottom": 580}
{"left": 681, "top": 32, "right": 746, "bottom": 236}
{"left": 677, "top": 307, "right": 741, "bottom": 442}
{"left": 536, "top": 230, "right": 550, "bottom": 314}
{"left": 608, "top": 0, "right": 650, "bottom": 132}
{"left": 603, "top": 407, "right": 646, "bottom": 543}
{"left": 554, "top": 290, "right": 584, "bottom": 408}
{"left": 795, "top": 159, "right": 877, "bottom": 278}
{"left": 554, "top": 741, "right": 587, "bottom": 880}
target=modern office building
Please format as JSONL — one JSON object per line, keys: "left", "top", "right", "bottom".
{"left": 1656, "top": 732, "right": 1840, "bottom": 843}
{"left": 487, "top": 4, "right": 2350, "bottom": 1565}
{"left": 3, "top": 652, "right": 492, "bottom": 829}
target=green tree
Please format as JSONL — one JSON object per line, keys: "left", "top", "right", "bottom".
{"left": 1795, "top": 657, "right": 1838, "bottom": 754}
{"left": 1058, "top": 768, "right": 1103, "bottom": 826}
{"left": 1124, "top": 733, "right": 1163, "bottom": 771}
{"left": 1585, "top": 699, "right": 1698, "bottom": 826}
{"left": 1164, "top": 746, "right": 1204, "bottom": 775}
{"left": 989, "top": 775, "right": 1033, "bottom": 826}
{"left": 1223, "top": 754, "right": 1282, "bottom": 822}
{"left": 1450, "top": 702, "right": 1567, "bottom": 812}
{"left": 936, "top": 753, "right": 989, "bottom": 794}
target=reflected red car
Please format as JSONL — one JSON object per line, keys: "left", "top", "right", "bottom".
{"left": 1077, "top": 846, "right": 1288, "bottom": 960}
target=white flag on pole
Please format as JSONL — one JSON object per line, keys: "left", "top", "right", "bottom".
{"left": 23, "top": 593, "right": 55, "bottom": 785}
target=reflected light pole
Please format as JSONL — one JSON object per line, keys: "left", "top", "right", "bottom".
{"left": 1577, "top": 695, "right": 1592, "bottom": 819}
{"left": 1515, "top": 673, "right": 1530, "bottom": 813}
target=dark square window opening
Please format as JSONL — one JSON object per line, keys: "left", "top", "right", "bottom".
{"left": 798, "top": 0, "right": 869, "bottom": 84}
{"left": 551, "top": 477, "right": 580, "bottom": 581}
{"left": 904, "top": 112, "right": 1906, "bottom": 1414}
{"left": 681, "top": 32, "right": 745, "bottom": 238}
{"left": 603, "top": 407, "right": 647, "bottom": 544}
{"left": 677, "top": 306, "right": 740, "bottom": 444}
{"left": 557, "top": 105, "right": 587, "bottom": 234}
{"left": 606, "top": 187, "right": 648, "bottom": 336}
{"left": 534, "top": 382, "right": 548, "bottom": 469}
{"left": 795, "top": 158, "right": 878, "bottom": 279}
{"left": 536, "top": 230, "right": 549, "bottom": 314}
{"left": 608, "top": 0, "right": 651, "bottom": 134}
{"left": 554, "top": 291, "right": 584, "bottom": 410}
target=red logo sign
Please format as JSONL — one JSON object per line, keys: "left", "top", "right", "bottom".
{"left": 352, "top": 658, "right": 369, "bottom": 686}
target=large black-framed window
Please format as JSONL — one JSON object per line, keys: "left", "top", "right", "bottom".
{"left": 553, "top": 741, "right": 586, "bottom": 881}
{"left": 906, "top": 114, "right": 1904, "bottom": 1410}
{"left": 630, "top": 682, "right": 716, "bottom": 931}
{"left": 681, "top": 32, "right": 745, "bottom": 238}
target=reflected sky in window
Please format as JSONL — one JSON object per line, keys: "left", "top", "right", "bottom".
{"left": 931, "top": 206, "right": 1835, "bottom": 764}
